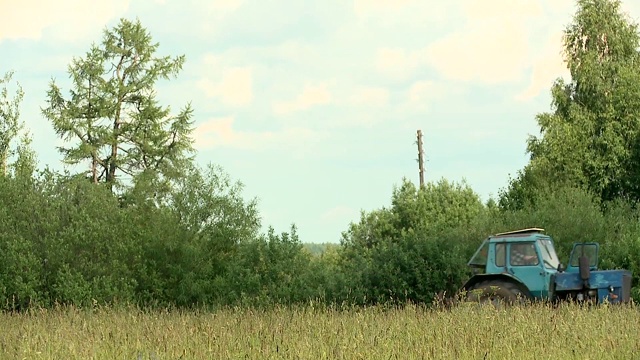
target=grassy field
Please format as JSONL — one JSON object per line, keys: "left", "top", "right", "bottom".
{"left": 1, "top": 302, "right": 638, "bottom": 359}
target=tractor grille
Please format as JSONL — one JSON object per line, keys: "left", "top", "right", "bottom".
{"left": 622, "top": 274, "right": 632, "bottom": 303}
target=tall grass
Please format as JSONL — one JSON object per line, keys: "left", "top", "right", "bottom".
{"left": 0, "top": 302, "right": 638, "bottom": 359}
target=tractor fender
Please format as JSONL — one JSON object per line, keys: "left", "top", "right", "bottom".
{"left": 461, "top": 273, "right": 532, "bottom": 297}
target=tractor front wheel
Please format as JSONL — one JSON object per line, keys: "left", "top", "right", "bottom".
{"left": 466, "top": 280, "right": 530, "bottom": 307}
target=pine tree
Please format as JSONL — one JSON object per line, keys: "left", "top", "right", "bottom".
{"left": 42, "top": 18, "right": 195, "bottom": 193}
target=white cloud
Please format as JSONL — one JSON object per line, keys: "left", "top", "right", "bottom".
{"left": 197, "top": 67, "right": 254, "bottom": 107}
{"left": 424, "top": 0, "right": 544, "bottom": 85}
{"left": 194, "top": 117, "right": 324, "bottom": 153}
{"left": 515, "top": 31, "right": 571, "bottom": 102}
{"left": 375, "top": 48, "right": 422, "bottom": 80}
{"left": 199, "top": 0, "right": 246, "bottom": 33}
{"left": 414, "top": 0, "right": 640, "bottom": 100}
{"left": 623, "top": 4, "right": 640, "bottom": 22}
{"left": 273, "top": 82, "right": 333, "bottom": 115}
{"left": 461, "top": 0, "right": 544, "bottom": 19}
{"left": 397, "top": 80, "right": 464, "bottom": 116}
{"left": 353, "top": 0, "right": 415, "bottom": 16}
{"left": 368, "top": 2, "right": 562, "bottom": 86}
{"left": 351, "top": 0, "right": 454, "bottom": 29}
{"left": 207, "top": 0, "right": 244, "bottom": 12}
{"left": 404, "top": 80, "right": 437, "bottom": 112}
{"left": 408, "top": 81, "right": 437, "bottom": 104}
{"left": 350, "top": 87, "right": 389, "bottom": 106}
{"left": 0, "top": 0, "right": 130, "bottom": 42}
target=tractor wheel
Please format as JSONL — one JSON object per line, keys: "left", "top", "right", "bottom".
{"left": 466, "top": 280, "right": 530, "bottom": 307}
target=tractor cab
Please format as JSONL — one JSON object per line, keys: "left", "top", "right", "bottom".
{"left": 464, "top": 228, "right": 562, "bottom": 300}
{"left": 467, "top": 228, "right": 562, "bottom": 273}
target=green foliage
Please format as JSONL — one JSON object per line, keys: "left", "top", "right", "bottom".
{"left": 498, "top": 166, "right": 550, "bottom": 211}
{"left": 499, "top": 185, "right": 607, "bottom": 258}
{"left": 341, "top": 178, "right": 483, "bottom": 249}
{"left": 508, "top": 185, "right": 640, "bottom": 301}
{"left": 0, "top": 231, "right": 41, "bottom": 310}
{"left": 217, "top": 225, "right": 318, "bottom": 307}
{"left": 494, "top": 0, "right": 640, "bottom": 301}
{"left": 339, "top": 178, "right": 484, "bottom": 305}
{"left": 10, "top": 131, "right": 37, "bottom": 181}
{"left": 132, "top": 164, "right": 263, "bottom": 307}
{"left": 0, "top": 163, "right": 279, "bottom": 310}
{"left": 392, "top": 178, "right": 484, "bottom": 235}
{"left": 0, "top": 70, "right": 25, "bottom": 176}
{"left": 506, "top": 0, "right": 640, "bottom": 205}
{"left": 42, "top": 18, "right": 195, "bottom": 193}
{"left": 168, "top": 164, "right": 260, "bottom": 245}
{"left": 4, "top": 3, "right": 640, "bottom": 312}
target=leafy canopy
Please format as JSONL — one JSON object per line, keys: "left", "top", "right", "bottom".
{"left": 500, "top": 0, "right": 640, "bottom": 208}
{"left": 0, "top": 71, "right": 25, "bottom": 176}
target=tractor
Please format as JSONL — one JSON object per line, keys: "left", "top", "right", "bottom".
{"left": 461, "top": 228, "right": 633, "bottom": 305}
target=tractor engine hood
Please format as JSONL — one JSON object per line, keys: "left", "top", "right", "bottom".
{"left": 555, "top": 269, "right": 631, "bottom": 291}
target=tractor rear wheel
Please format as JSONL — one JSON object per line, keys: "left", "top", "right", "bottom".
{"left": 466, "top": 280, "right": 530, "bottom": 307}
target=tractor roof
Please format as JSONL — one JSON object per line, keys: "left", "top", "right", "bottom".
{"left": 489, "top": 228, "right": 549, "bottom": 242}
{"left": 467, "top": 228, "right": 550, "bottom": 268}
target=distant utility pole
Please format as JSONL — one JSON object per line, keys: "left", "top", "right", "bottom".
{"left": 416, "top": 130, "right": 425, "bottom": 188}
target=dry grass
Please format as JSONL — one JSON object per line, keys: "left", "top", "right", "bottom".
{"left": 0, "top": 301, "right": 638, "bottom": 359}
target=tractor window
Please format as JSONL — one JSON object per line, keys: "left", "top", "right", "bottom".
{"left": 510, "top": 243, "right": 539, "bottom": 266}
{"left": 495, "top": 243, "right": 506, "bottom": 267}
{"left": 468, "top": 240, "right": 489, "bottom": 267}
{"left": 538, "top": 239, "right": 560, "bottom": 270}
{"left": 569, "top": 244, "right": 598, "bottom": 267}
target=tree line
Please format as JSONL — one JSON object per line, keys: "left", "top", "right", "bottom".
{"left": 1, "top": 0, "right": 639, "bottom": 311}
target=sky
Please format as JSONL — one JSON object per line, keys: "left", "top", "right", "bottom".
{"left": 2, "top": 0, "right": 640, "bottom": 244}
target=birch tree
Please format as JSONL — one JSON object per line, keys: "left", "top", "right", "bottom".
{"left": 500, "top": 0, "right": 640, "bottom": 208}
{"left": 0, "top": 71, "right": 24, "bottom": 176}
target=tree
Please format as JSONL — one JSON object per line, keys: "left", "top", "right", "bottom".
{"left": 10, "top": 131, "right": 37, "bottom": 181}
{"left": 506, "top": 0, "right": 640, "bottom": 206}
{"left": 498, "top": 165, "right": 553, "bottom": 211}
{"left": 130, "top": 163, "right": 263, "bottom": 306}
{"left": 341, "top": 178, "right": 484, "bottom": 249}
{"left": 0, "top": 70, "right": 25, "bottom": 176}
{"left": 338, "top": 178, "right": 486, "bottom": 305}
{"left": 42, "top": 18, "right": 194, "bottom": 193}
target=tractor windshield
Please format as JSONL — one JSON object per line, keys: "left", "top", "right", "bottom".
{"left": 468, "top": 239, "right": 489, "bottom": 268}
{"left": 538, "top": 239, "right": 560, "bottom": 270}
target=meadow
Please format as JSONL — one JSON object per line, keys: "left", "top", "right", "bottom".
{"left": 1, "top": 302, "right": 638, "bottom": 359}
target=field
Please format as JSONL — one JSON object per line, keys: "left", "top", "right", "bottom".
{"left": 1, "top": 302, "right": 639, "bottom": 359}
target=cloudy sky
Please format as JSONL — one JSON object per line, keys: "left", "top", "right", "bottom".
{"left": 2, "top": 0, "right": 640, "bottom": 243}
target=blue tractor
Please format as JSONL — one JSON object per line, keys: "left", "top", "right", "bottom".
{"left": 462, "top": 228, "right": 633, "bottom": 305}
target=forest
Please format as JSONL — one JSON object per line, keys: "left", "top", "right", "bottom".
{"left": 1, "top": 0, "right": 640, "bottom": 312}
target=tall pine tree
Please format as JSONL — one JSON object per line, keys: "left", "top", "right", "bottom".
{"left": 42, "top": 18, "right": 195, "bottom": 194}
